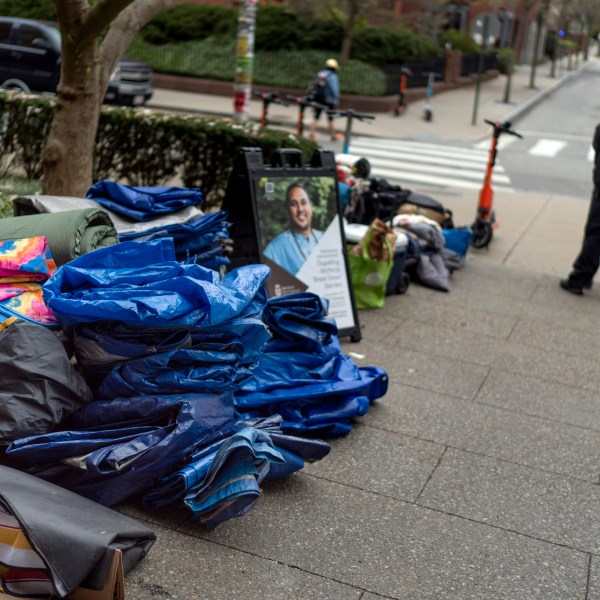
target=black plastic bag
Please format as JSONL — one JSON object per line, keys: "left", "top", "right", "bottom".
{"left": 0, "top": 318, "right": 93, "bottom": 444}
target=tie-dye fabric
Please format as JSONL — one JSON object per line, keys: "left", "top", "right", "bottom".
{"left": 0, "top": 237, "right": 57, "bottom": 326}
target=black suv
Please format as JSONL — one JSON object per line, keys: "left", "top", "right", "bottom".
{"left": 0, "top": 17, "right": 153, "bottom": 106}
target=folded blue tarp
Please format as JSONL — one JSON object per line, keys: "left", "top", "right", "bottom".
{"left": 7, "top": 392, "right": 235, "bottom": 506}
{"left": 118, "top": 210, "right": 232, "bottom": 269}
{"left": 95, "top": 343, "right": 244, "bottom": 399}
{"left": 143, "top": 425, "right": 282, "bottom": 528}
{"left": 141, "top": 416, "right": 331, "bottom": 526}
{"left": 43, "top": 238, "right": 270, "bottom": 330}
{"left": 86, "top": 181, "right": 203, "bottom": 221}
{"left": 235, "top": 292, "right": 388, "bottom": 435}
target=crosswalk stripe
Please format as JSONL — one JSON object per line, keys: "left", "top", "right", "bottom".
{"left": 368, "top": 165, "right": 513, "bottom": 192}
{"left": 351, "top": 137, "right": 490, "bottom": 162}
{"left": 346, "top": 136, "right": 514, "bottom": 193}
{"left": 348, "top": 144, "right": 510, "bottom": 175}
{"left": 474, "top": 137, "right": 517, "bottom": 151}
{"left": 362, "top": 155, "right": 511, "bottom": 184}
{"left": 528, "top": 139, "right": 567, "bottom": 157}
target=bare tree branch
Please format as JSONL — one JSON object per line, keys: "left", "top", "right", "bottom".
{"left": 99, "top": 0, "right": 184, "bottom": 80}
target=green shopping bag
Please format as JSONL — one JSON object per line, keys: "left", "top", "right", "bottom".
{"left": 348, "top": 230, "right": 394, "bottom": 309}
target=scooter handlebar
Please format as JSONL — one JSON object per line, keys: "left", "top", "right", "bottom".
{"left": 287, "top": 95, "right": 328, "bottom": 110}
{"left": 327, "top": 108, "right": 376, "bottom": 122}
{"left": 253, "top": 92, "right": 289, "bottom": 106}
{"left": 484, "top": 119, "right": 523, "bottom": 139}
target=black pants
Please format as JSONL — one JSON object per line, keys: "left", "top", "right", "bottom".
{"left": 568, "top": 124, "right": 600, "bottom": 286}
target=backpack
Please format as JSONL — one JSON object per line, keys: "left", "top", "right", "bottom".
{"left": 307, "top": 70, "right": 330, "bottom": 104}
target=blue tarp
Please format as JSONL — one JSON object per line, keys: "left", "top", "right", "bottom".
{"left": 86, "top": 181, "right": 203, "bottom": 221}
{"left": 118, "top": 210, "right": 232, "bottom": 270}
{"left": 142, "top": 415, "right": 331, "bottom": 527}
{"left": 6, "top": 392, "right": 235, "bottom": 506}
{"left": 235, "top": 293, "right": 388, "bottom": 435}
{"left": 43, "top": 238, "right": 270, "bottom": 330}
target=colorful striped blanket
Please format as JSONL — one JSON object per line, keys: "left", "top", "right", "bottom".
{"left": 0, "top": 237, "right": 57, "bottom": 326}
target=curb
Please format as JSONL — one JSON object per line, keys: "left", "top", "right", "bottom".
{"left": 501, "top": 60, "right": 591, "bottom": 125}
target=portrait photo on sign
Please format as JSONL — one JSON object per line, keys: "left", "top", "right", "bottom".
{"left": 255, "top": 175, "right": 356, "bottom": 331}
{"left": 257, "top": 177, "right": 336, "bottom": 275}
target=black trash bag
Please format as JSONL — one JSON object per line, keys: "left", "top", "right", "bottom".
{"left": 0, "top": 465, "right": 156, "bottom": 598}
{"left": 0, "top": 318, "right": 93, "bottom": 444}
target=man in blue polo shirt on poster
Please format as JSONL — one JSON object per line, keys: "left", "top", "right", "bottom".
{"left": 263, "top": 182, "right": 324, "bottom": 276}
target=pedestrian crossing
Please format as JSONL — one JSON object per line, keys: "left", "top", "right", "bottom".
{"left": 348, "top": 137, "right": 513, "bottom": 193}
{"left": 475, "top": 134, "right": 595, "bottom": 161}
{"left": 347, "top": 134, "right": 595, "bottom": 195}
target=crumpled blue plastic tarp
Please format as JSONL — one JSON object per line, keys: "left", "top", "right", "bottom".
{"left": 43, "top": 238, "right": 270, "bottom": 331}
{"left": 86, "top": 181, "right": 203, "bottom": 221}
{"left": 6, "top": 392, "right": 235, "bottom": 506}
{"left": 95, "top": 342, "right": 245, "bottom": 399}
{"left": 235, "top": 292, "right": 388, "bottom": 435}
{"left": 118, "top": 210, "right": 232, "bottom": 270}
{"left": 143, "top": 424, "right": 281, "bottom": 528}
{"left": 74, "top": 319, "right": 271, "bottom": 391}
{"left": 141, "top": 415, "right": 331, "bottom": 527}
{"left": 118, "top": 211, "right": 229, "bottom": 246}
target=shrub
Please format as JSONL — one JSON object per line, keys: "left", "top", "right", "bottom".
{"left": 351, "top": 26, "right": 440, "bottom": 63}
{"left": 440, "top": 29, "right": 480, "bottom": 55}
{"left": 140, "top": 4, "right": 237, "bottom": 45}
{"left": 0, "top": 92, "right": 317, "bottom": 210}
{"left": 496, "top": 48, "right": 514, "bottom": 75}
{"left": 0, "top": 0, "right": 55, "bottom": 20}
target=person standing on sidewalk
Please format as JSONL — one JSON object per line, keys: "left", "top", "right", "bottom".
{"left": 308, "top": 58, "right": 340, "bottom": 142}
{"left": 560, "top": 123, "right": 600, "bottom": 295}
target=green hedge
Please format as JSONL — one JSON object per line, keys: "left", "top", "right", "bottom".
{"left": 0, "top": 92, "right": 317, "bottom": 209}
{"left": 440, "top": 29, "right": 480, "bottom": 55}
{"left": 141, "top": 4, "right": 238, "bottom": 45}
{"left": 351, "top": 27, "right": 440, "bottom": 63}
{"left": 0, "top": 0, "right": 55, "bottom": 20}
{"left": 141, "top": 4, "right": 440, "bottom": 64}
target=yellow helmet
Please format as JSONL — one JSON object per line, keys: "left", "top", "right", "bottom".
{"left": 325, "top": 58, "right": 339, "bottom": 71}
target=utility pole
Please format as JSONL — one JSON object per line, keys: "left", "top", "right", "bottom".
{"left": 504, "top": 0, "right": 531, "bottom": 104}
{"left": 233, "top": 0, "right": 258, "bottom": 122}
{"left": 529, "top": 6, "right": 545, "bottom": 89}
{"left": 550, "top": 0, "right": 564, "bottom": 77}
{"left": 472, "top": 15, "right": 489, "bottom": 125}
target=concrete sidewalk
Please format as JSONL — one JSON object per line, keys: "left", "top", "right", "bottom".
{"left": 121, "top": 57, "right": 600, "bottom": 600}
{"left": 149, "top": 54, "right": 590, "bottom": 144}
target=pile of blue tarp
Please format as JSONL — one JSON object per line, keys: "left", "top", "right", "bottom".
{"left": 86, "top": 181, "right": 232, "bottom": 270}
{"left": 235, "top": 293, "right": 389, "bottom": 436}
{"left": 5, "top": 239, "right": 332, "bottom": 528}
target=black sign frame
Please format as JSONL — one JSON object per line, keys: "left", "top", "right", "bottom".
{"left": 223, "top": 147, "right": 361, "bottom": 342}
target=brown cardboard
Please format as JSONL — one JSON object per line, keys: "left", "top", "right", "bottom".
{"left": 68, "top": 549, "right": 124, "bottom": 600}
{"left": 0, "top": 549, "right": 124, "bottom": 600}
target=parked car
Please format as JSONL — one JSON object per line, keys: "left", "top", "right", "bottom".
{"left": 0, "top": 16, "right": 153, "bottom": 106}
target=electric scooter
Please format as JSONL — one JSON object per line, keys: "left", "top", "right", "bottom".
{"left": 286, "top": 95, "right": 328, "bottom": 137}
{"left": 470, "top": 119, "right": 523, "bottom": 249}
{"left": 253, "top": 91, "right": 288, "bottom": 127}
{"left": 422, "top": 72, "right": 435, "bottom": 122}
{"left": 393, "top": 67, "right": 412, "bottom": 116}
{"left": 326, "top": 108, "right": 375, "bottom": 154}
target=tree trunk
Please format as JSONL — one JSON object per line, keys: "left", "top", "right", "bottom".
{"left": 42, "top": 90, "right": 102, "bottom": 196}
{"left": 40, "top": 0, "right": 183, "bottom": 197}
{"left": 341, "top": 31, "right": 352, "bottom": 64}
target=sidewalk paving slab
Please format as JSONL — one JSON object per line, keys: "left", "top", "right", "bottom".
{"left": 118, "top": 55, "right": 600, "bottom": 600}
